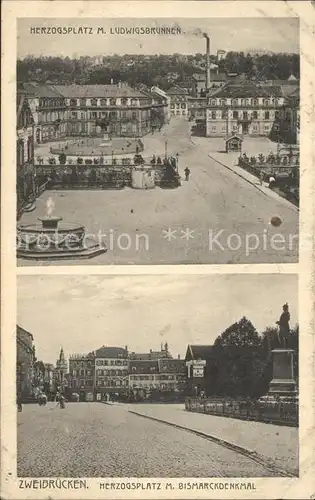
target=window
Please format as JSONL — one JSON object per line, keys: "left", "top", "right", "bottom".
{"left": 71, "top": 112, "right": 77, "bottom": 119}
{"left": 80, "top": 99, "right": 86, "bottom": 107}
{"left": 263, "top": 99, "right": 269, "bottom": 107}
{"left": 252, "top": 99, "right": 258, "bottom": 106}
{"left": 211, "top": 99, "right": 216, "bottom": 106}
{"left": 231, "top": 99, "right": 238, "bottom": 106}
{"left": 264, "top": 111, "right": 270, "bottom": 120}
{"left": 131, "top": 99, "right": 137, "bottom": 106}
{"left": 252, "top": 111, "right": 258, "bottom": 120}
{"left": 110, "top": 98, "right": 116, "bottom": 106}
{"left": 181, "top": 103, "right": 186, "bottom": 109}
{"left": 211, "top": 111, "right": 216, "bottom": 119}
{"left": 96, "top": 360, "right": 103, "bottom": 366}
{"left": 211, "top": 126, "right": 216, "bottom": 132}
{"left": 264, "top": 125, "right": 270, "bottom": 131}
{"left": 121, "top": 98, "right": 128, "bottom": 106}
{"left": 170, "top": 104, "right": 175, "bottom": 109}
{"left": 233, "top": 111, "right": 238, "bottom": 119}
{"left": 91, "top": 98, "right": 98, "bottom": 107}
{"left": 70, "top": 99, "right": 77, "bottom": 107}
{"left": 92, "top": 112, "right": 97, "bottom": 119}
{"left": 243, "top": 111, "right": 248, "bottom": 120}
{"left": 132, "top": 112, "right": 137, "bottom": 119}
{"left": 220, "top": 99, "right": 226, "bottom": 106}
{"left": 100, "top": 98, "right": 107, "bottom": 106}
{"left": 222, "top": 110, "right": 227, "bottom": 119}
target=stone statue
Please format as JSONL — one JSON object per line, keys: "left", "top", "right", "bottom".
{"left": 276, "top": 303, "right": 290, "bottom": 348}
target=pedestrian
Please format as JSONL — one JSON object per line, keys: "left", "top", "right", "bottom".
{"left": 268, "top": 175, "right": 276, "bottom": 189}
{"left": 184, "top": 167, "right": 190, "bottom": 181}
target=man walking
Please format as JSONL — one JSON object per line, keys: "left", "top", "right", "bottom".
{"left": 184, "top": 167, "right": 190, "bottom": 181}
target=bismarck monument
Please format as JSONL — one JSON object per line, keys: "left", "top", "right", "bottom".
{"left": 264, "top": 304, "right": 297, "bottom": 401}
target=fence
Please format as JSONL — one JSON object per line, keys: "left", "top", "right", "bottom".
{"left": 185, "top": 397, "right": 298, "bottom": 427}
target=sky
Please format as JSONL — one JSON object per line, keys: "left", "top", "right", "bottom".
{"left": 17, "top": 17, "right": 299, "bottom": 58}
{"left": 17, "top": 274, "right": 298, "bottom": 364}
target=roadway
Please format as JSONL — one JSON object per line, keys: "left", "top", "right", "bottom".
{"left": 17, "top": 402, "right": 278, "bottom": 477}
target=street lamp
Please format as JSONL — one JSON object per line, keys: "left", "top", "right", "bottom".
{"left": 165, "top": 139, "right": 168, "bottom": 160}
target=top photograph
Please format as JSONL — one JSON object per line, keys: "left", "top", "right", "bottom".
{"left": 16, "top": 17, "right": 299, "bottom": 266}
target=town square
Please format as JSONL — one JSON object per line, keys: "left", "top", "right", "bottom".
{"left": 16, "top": 17, "right": 300, "bottom": 265}
{"left": 17, "top": 274, "right": 299, "bottom": 478}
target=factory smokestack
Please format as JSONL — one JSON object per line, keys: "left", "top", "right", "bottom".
{"left": 203, "top": 33, "right": 211, "bottom": 94}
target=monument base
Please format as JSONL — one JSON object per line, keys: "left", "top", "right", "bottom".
{"left": 99, "top": 133, "right": 112, "bottom": 147}
{"left": 261, "top": 348, "right": 297, "bottom": 401}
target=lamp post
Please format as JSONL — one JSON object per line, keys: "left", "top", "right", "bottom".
{"left": 165, "top": 139, "right": 168, "bottom": 160}
{"left": 175, "top": 153, "right": 179, "bottom": 174}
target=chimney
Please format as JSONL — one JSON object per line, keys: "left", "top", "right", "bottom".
{"left": 178, "top": 354, "right": 180, "bottom": 360}
{"left": 204, "top": 33, "right": 211, "bottom": 93}
{"left": 125, "top": 345, "right": 128, "bottom": 352}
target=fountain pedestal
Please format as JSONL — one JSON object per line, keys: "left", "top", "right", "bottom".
{"left": 268, "top": 348, "right": 297, "bottom": 397}
{"left": 99, "top": 133, "right": 112, "bottom": 147}
{"left": 38, "top": 216, "right": 63, "bottom": 230}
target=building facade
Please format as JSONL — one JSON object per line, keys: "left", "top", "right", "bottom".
{"left": 16, "top": 92, "right": 36, "bottom": 216}
{"left": 206, "top": 82, "right": 285, "bottom": 138}
{"left": 68, "top": 353, "right": 95, "bottom": 401}
{"left": 167, "top": 86, "right": 189, "bottom": 118}
{"left": 94, "top": 346, "right": 129, "bottom": 400}
{"left": 272, "top": 87, "right": 300, "bottom": 145}
{"left": 22, "top": 83, "right": 68, "bottom": 145}
{"left": 16, "top": 325, "right": 35, "bottom": 400}
{"left": 185, "top": 345, "right": 214, "bottom": 397}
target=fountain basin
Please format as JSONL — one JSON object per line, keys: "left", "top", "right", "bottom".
{"left": 17, "top": 219, "right": 106, "bottom": 260}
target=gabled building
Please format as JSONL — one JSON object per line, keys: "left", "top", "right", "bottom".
{"left": 185, "top": 345, "right": 214, "bottom": 396}
{"left": 206, "top": 81, "right": 285, "bottom": 137}
{"left": 192, "top": 72, "right": 227, "bottom": 96}
{"left": 167, "top": 86, "right": 189, "bottom": 118}
{"left": 157, "top": 358, "right": 187, "bottom": 391}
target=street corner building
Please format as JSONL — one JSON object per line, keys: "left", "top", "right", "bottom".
{"left": 19, "top": 82, "right": 168, "bottom": 144}
{"left": 205, "top": 79, "right": 300, "bottom": 142}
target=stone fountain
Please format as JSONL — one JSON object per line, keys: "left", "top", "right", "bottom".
{"left": 17, "top": 197, "right": 106, "bottom": 260}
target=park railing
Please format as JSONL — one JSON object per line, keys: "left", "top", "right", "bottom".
{"left": 185, "top": 397, "right": 298, "bottom": 427}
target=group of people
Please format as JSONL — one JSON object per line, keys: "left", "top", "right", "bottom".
{"left": 16, "top": 392, "right": 66, "bottom": 412}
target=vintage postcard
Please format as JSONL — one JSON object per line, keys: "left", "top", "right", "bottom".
{"left": 1, "top": 1, "right": 315, "bottom": 500}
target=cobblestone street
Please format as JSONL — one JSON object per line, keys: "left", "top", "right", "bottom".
{"left": 19, "top": 118, "right": 298, "bottom": 266}
{"left": 18, "top": 403, "right": 279, "bottom": 477}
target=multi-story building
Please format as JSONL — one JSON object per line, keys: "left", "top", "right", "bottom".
{"left": 22, "top": 83, "right": 67, "bottom": 144}
{"left": 272, "top": 86, "right": 300, "bottom": 145}
{"left": 52, "top": 83, "right": 152, "bottom": 138}
{"left": 43, "top": 363, "right": 55, "bottom": 395}
{"left": 68, "top": 353, "right": 95, "bottom": 401}
{"left": 167, "top": 86, "right": 189, "bottom": 118}
{"left": 217, "top": 50, "right": 226, "bottom": 62}
{"left": 188, "top": 97, "right": 207, "bottom": 133}
{"left": 16, "top": 325, "right": 35, "bottom": 400}
{"left": 22, "top": 82, "right": 165, "bottom": 140}
{"left": 16, "top": 91, "right": 35, "bottom": 216}
{"left": 128, "top": 357, "right": 187, "bottom": 398}
{"left": 157, "top": 358, "right": 187, "bottom": 391}
{"left": 151, "top": 86, "right": 170, "bottom": 121}
{"left": 206, "top": 81, "right": 285, "bottom": 137}
{"left": 94, "top": 346, "right": 129, "bottom": 400}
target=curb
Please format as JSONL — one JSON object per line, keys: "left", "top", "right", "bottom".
{"left": 129, "top": 410, "right": 297, "bottom": 478}
{"left": 208, "top": 153, "right": 299, "bottom": 213}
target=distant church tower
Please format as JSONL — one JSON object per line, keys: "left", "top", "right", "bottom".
{"left": 55, "top": 347, "right": 68, "bottom": 390}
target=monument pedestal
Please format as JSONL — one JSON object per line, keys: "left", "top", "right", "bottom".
{"left": 269, "top": 348, "right": 297, "bottom": 397}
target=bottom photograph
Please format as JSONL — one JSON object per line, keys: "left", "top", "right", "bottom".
{"left": 17, "top": 273, "right": 298, "bottom": 478}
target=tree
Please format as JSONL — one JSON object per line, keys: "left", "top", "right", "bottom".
{"left": 213, "top": 317, "right": 267, "bottom": 398}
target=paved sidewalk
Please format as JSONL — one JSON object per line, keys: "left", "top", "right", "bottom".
{"left": 128, "top": 404, "right": 298, "bottom": 476}
{"left": 191, "top": 136, "right": 298, "bottom": 213}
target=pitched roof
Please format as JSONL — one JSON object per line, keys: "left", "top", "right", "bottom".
{"left": 185, "top": 345, "right": 214, "bottom": 361}
{"left": 167, "top": 86, "right": 188, "bottom": 95}
{"left": 52, "top": 84, "right": 147, "bottom": 98}
{"left": 95, "top": 346, "right": 128, "bottom": 358}
{"left": 129, "top": 360, "right": 159, "bottom": 373}
{"left": 22, "top": 83, "right": 64, "bottom": 98}
{"left": 158, "top": 358, "right": 186, "bottom": 374}
{"left": 192, "top": 72, "right": 226, "bottom": 82}
{"left": 17, "top": 324, "right": 34, "bottom": 341}
{"left": 209, "top": 81, "right": 283, "bottom": 98}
